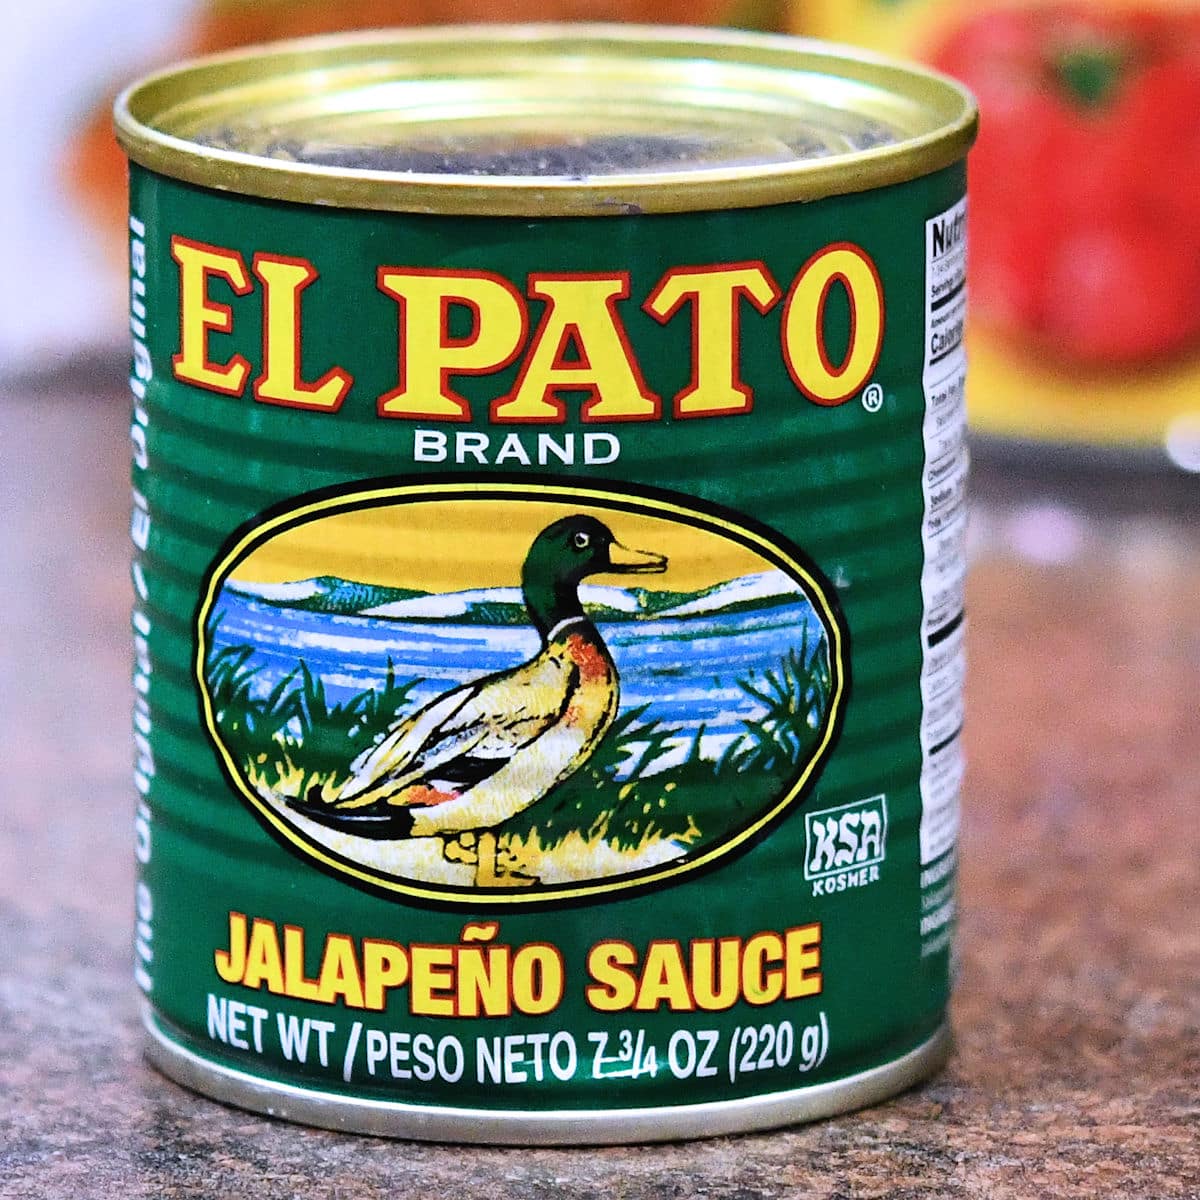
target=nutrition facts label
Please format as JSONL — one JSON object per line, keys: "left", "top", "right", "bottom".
{"left": 919, "top": 197, "right": 968, "bottom": 868}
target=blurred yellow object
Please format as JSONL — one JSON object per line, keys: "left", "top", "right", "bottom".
{"left": 791, "top": 0, "right": 1200, "bottom": 467}
{"left": 964, "top": 332, "right": 1200, "bottom": 453}
{"left": 793, "top": 0, "right": 1200, "bottom": 53}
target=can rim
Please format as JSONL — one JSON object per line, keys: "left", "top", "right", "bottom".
{"left": 143, "top": 1005, "right": 953, "bottom": 1144}
{"left": 113, "top": 24, "right": 978, "bottom": 217}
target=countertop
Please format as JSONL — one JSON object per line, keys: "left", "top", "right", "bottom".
{"left": 2, "top": 365, "right": 1198, "bottom": 1199}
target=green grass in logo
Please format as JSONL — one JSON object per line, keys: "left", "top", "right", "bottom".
{"left": 205, "top": 624, "right": 832, "bottom": 870}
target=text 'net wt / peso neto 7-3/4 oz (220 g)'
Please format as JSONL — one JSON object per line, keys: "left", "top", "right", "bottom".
{"left": 114, "top": 24, "right": 977, "bottom": 1144}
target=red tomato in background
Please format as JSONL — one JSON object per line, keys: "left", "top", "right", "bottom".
{"left": 1045, "top": 221, "right": 1200, "bottom": 364}
{"left": 933, "top": 4, "right": 1200, "bottom": 368}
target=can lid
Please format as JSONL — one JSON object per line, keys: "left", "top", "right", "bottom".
{"left": 114, "top": 24, "right": 977, "bottom": 217}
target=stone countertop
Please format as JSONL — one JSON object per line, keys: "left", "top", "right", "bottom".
{"left": 2, "top": 370, "right": 1198, "bottom": 1199}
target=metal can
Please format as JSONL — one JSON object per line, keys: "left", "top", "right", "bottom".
{"left": 115, "top": 25, "right": 976, "bottom": 1143}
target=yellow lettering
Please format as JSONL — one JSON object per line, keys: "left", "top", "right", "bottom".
{"left": 282, "top": 925, "right": 320, "bottom": 1001}
{"left": 741, "top": 932, "right": 785, "bottom": 1006}
{"left": 585, "top": 941, "right": 639, "bottom": 1013}
{"left": 410, "top": 944, "right": 456, "bottom": 1016}
{"left": 214, "top": 911, "right": 249, "bottom": 984}
{"left": 214, "top": 916, "right": 822, "bottom": 1017}
{"left": 376, "top": 268, "right": 525, "bottom": 420}
{"left": 785, "top": 923, "right": 823, "bottom": 998}
{"left": 252, "top": 253, "right": 353, "bottom": 411}
{"left": 690, "top": 937, "right": 743, "bottom": 1012}
{"left": 634, "top": 942, "right": 694, "bottom": 1012}
{"left": 645, "top": 262, "right": 779, "bottom": 417}
{"left": 457, "top": 944, "right": 511, "bottom": 1018}
{"left": 241, "top": 918, "right": 285, "bottom": 993}
{"left": 362, "top": 939, "right": 409, "bottom": 1011}
{"left": 171, "top": 236, "right": 252, "bottom": 395}
{"left": 493, "top": 274, "right": 659, "bottom": 423}
{"left": 316, "top": 933, "right": 365, "bottom": 1008}
{"left": 460, "top": 920, "right": 500, "bottom": 943}
{"left": 511, "top": 944, "right": 563, "bottom": 1016}
{"left": 783, "top": 243, "right": 884, "bottom": 405}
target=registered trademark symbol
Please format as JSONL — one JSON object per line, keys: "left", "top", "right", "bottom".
{"left": 862, "top": 383, "right": 885, "bottom": 413}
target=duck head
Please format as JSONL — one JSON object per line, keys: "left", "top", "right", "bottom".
{"left": 521, "top": 515, "right": 667, "bottom": 640}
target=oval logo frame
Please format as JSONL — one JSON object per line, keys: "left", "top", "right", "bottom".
{"left": 196, "top": 479, "right": 849, "bottom": 906}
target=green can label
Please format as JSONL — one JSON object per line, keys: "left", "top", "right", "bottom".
{"left": 129, "top": 163, "right": 967, "bottom": 1131}
{"left": 199, "top": 481, "right": 849, "bottom": 906}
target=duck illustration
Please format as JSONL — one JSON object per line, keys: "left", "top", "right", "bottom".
{"left": 287, "top": 514, "right": 667, "bottom": 885}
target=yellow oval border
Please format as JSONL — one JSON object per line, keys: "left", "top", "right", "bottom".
{"left": 196, "top": 480, "right": 849, "bottom": 906}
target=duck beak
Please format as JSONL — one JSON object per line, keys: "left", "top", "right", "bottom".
{"left": 607, "top": 540, "right": 668, "bottom": 574}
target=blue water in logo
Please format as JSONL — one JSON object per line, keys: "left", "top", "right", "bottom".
{"left": 208, "top": 589, "right": 826, "bottom": 756}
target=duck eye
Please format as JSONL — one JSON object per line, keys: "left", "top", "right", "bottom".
{"left": 572, "top": 531, "right": 591, "bottom": 550}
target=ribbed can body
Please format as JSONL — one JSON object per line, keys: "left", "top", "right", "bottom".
{"left": 128, "top": 156, "right": 968, "bottom": 1140}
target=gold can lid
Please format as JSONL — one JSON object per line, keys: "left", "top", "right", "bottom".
{"left": 114, "top": 24, "right": 977, "bottom": 217}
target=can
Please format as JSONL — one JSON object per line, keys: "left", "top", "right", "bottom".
{"left": 114, "top": 25, "right": 977, "bottom": 1143}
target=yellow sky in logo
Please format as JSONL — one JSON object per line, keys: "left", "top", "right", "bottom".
{"left": 229, "top": 497, "right": 773, "bottom": 595}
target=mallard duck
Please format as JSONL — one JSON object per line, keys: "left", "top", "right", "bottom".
{"left": 288, "top": 514, "right": 667, "bottom": 884}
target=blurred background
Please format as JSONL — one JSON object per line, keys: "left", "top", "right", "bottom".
{"left": 6, "top": 0, "right": 1200, "bottom": 476}
{"left": 3, "top": 11, "right": 1197, "bottom": 1188}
